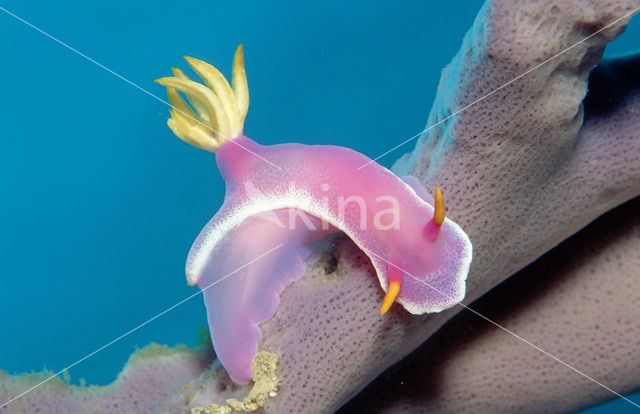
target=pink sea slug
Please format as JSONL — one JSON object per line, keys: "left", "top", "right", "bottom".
{"left": 155, "top": 46, "right": 473, "bottom": 384}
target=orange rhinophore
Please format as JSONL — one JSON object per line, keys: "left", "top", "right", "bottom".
{"left": 380, "top": 261, "right": 404, "bottom": 315}
{"left": 423, "top": 186, "right": 446, "bottom": 241}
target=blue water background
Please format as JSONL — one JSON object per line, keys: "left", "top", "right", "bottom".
{"left": 0, "top": 1, "right": 637, "bottom": 411}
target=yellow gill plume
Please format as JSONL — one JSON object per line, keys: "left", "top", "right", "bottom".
{"left": 155, "top": 45, "right": 249, "bottom": 152}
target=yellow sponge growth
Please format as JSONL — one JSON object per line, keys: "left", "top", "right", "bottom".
{"left": 191, "top": 352, "right": 279, "bottom": 414}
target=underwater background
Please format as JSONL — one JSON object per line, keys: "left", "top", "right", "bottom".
{"left": 0, "top": 1, "right": 637, "bottom": 412}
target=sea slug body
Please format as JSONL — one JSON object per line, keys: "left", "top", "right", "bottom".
{"left": 156, "top": 46, "right": 472, "bottom": 384}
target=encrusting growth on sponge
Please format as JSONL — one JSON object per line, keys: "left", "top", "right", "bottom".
{"left": 155, "top": 45, "right": 249, "bottom": 152}
{"left": 191, "top": 352, "right": 279, "bottom": 414}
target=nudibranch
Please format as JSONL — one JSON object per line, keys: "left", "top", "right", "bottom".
{"left": 155, "top": 46, "right": 472, "bottom": 384}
